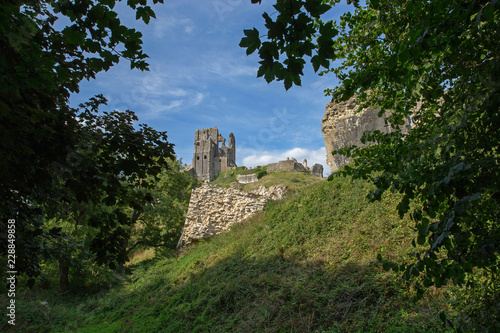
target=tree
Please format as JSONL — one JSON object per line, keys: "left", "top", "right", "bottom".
{"left": 46, "top": 155, "right": 196, "bottom": 292}
{"left": 242, "top": 0, "right": 499, "bottom": 327}
{"left": 49, "top": 95, "right": 175, "bottom": 291}
{"left": 125, "top": 158, "right": 199, "bottom": 253}
{"left": 0, "top": 0, "right": 169, "bottom": 284}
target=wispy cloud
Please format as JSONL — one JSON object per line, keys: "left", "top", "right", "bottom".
{"left": 141, "top": 92, "right": 207, "bottom": 119}
{"left": 76, "top": 61, "right": 208, "bottom": 119}
{"left": 70, "top": 0, "right": 336, "bottom": 168}
{"left": 152, "top": 16, "right": 196, "bottom": 38}
{"left": 204, "top": 56, "right": 259, "bottom": 78}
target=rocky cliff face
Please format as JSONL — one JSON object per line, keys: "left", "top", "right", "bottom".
{"left": 322, "top": 96, "right": 411, "bottom": 172}
{"left": 177, "top": 184, "right": 287, "bottom": 248}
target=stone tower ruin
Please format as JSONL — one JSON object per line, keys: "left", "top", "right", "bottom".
{"left": 192, "top": 127, "right": 236, "bottom": 181}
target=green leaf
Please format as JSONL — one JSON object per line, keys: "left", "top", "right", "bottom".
{"left": 64, "top": 28, "right": 86, "bottom": 45}
{"left": 398, "top": 50, "right": 410, "bottom": 63}
{"left": 240, "top": 28, "right": 261, "bottom": 55}
{"left": 304, "top": 0, "right": 330, "bottom": 18}
{"left": 311, "top": 55, "right": 321, "bottom": 72}
{"left": 136, "top": 6, "right": 156, "bottom": 24}
{"left": 417, "top": 234, "right": 426, "bottom": 245}
{"left": 101, "top": 0, "right": 116, "bottom": 8}
{"left": 370, "top": 0, "right": 380, "bottom": 9}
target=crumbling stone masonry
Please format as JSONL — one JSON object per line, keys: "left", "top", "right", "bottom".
{"left": 311, "top": 164, "right": 324, "bottom": 178}
{"left": 191, "top": 127, "right": 236, "bottom": 182}
{"left": 266, "top": 157, "right": 324, "bottom": 178}
{"left": 177, "top": 184, "right": 287, "bottom": 248}
{"left": 267, "top": 157, "right": 307, "bottom": 172}
{"left": 237, "top": 174, "right": 258, "bottom": 184}
{"left": 322, "top": 95, "right": 411, "bottom": 172}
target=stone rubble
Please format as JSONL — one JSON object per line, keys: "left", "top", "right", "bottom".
{"left": 177, "top": 184, "right": 287, "bottom": 248}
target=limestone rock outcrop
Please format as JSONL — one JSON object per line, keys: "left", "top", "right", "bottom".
{"left": 322, "top": 95, "right": 411, "bottom": 172}
{"left": 177, "top": 184, "right": 287, "bottom": 248}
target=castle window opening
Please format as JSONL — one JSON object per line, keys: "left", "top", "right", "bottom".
{"left": 204, "top": 155, "right": 207, "bottom": 159}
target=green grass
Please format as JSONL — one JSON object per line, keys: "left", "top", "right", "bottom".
{"left": 243, "top": 170, "right": 324, "bottom": 192}
{"left": 2, "top": 174, "right": 462, "bottom": 332}
{"left": 211, "top": 167, "right": 325, "bottom": 193}
{"left": 210, "top": 166, "right": 267, "bottom": 188}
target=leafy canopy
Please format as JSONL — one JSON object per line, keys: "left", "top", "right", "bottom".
{"left": 0, "top": 0, "right": 172, "bottom": 282}
{"left": 242, "top": 0, "right": 500, "bottom": 316}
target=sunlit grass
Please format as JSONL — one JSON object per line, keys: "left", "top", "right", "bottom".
{"left": 3, "top": 173, "right": 462, "bottom": 332}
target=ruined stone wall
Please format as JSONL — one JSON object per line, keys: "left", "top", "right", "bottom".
{"left": 267, "top": 158, "right": 307, "bottom": 173}
{"left": 311, "top": 164, "right": 324, "bottom": 178}
{"left": 177, "top": 184, "right": 287, "bottom": 248}
{"left": 237, "top": 174, "right": 258, "bottom": 184}
{"left": 265, "top": 158, "right": 324, "bottom": 178}
{"left": 322, "top": 96, "right": 411, "bottom": 172}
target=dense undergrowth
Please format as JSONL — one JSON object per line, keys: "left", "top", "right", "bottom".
{"left": 2, "top": 174, "right": 471, "bottom": 332}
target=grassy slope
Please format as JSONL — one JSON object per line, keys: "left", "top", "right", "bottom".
{"left": 4, "top": 174, "right": 458, "bottom": 332}
{"left": 211, "top": 169, "right": 325, "bottom": 192}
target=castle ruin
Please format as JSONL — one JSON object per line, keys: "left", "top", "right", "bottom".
{"left": 191, "top": 127, "right": 236, "bottom": 182}
{"left": 322, "top": 95, "right": 412, "bottom": 172}
{"left": 266, "top": 157, "right": 324, "bottom": 178}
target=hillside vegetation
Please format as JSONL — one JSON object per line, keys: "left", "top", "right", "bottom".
{"left": 4, "top": 173, "right": 469, "bottom": 332}
{"left": 211, "top": 167, "right": 325, "bottom": 192}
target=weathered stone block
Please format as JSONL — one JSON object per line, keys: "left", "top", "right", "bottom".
{"left": 311, "top": 164, "right": 324, "bottom": 178}
{"left": 237, "top": 174, "right": 259, "bottom": 184}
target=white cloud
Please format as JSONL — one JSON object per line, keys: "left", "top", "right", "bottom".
{"left": 85, "top": 61, "right": 209, "bottom": 119}
{"left": 152, "top": 17, "right": 195, "bottom": 38}
{"left": 192, "top": 92, "right": 205, "bottom": 105}
{"left": 203, "top": 55, "right": 259, "bottom": 78}
{"left": 141, "top": 92, "right": 207, "bottom": 119}
{"left": 239, "top": 147, "right": 329, "bottom": 175}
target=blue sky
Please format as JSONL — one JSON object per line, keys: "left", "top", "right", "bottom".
{"left": 69, "top": 0, "right": 354, "bottom": 175}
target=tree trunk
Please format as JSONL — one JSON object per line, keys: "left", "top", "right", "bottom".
{"left": 59, "top": 258, "right": 70, "bottom": 293}
{"left": 118, "top": 210, "right": 142, "bottom": 271}
{"left": 124, "top": 210, "right": 142, "bottom": 255}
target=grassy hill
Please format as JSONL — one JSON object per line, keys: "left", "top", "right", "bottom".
{"left": 210, "top": 167, "right": 325, "bottom": 192}
{"left": 4, "top": 173, "right": 465, "bottom": 332}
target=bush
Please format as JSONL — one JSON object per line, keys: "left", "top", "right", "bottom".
{"left": 255, "top": 166, "right": 267, "bottom": 179}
